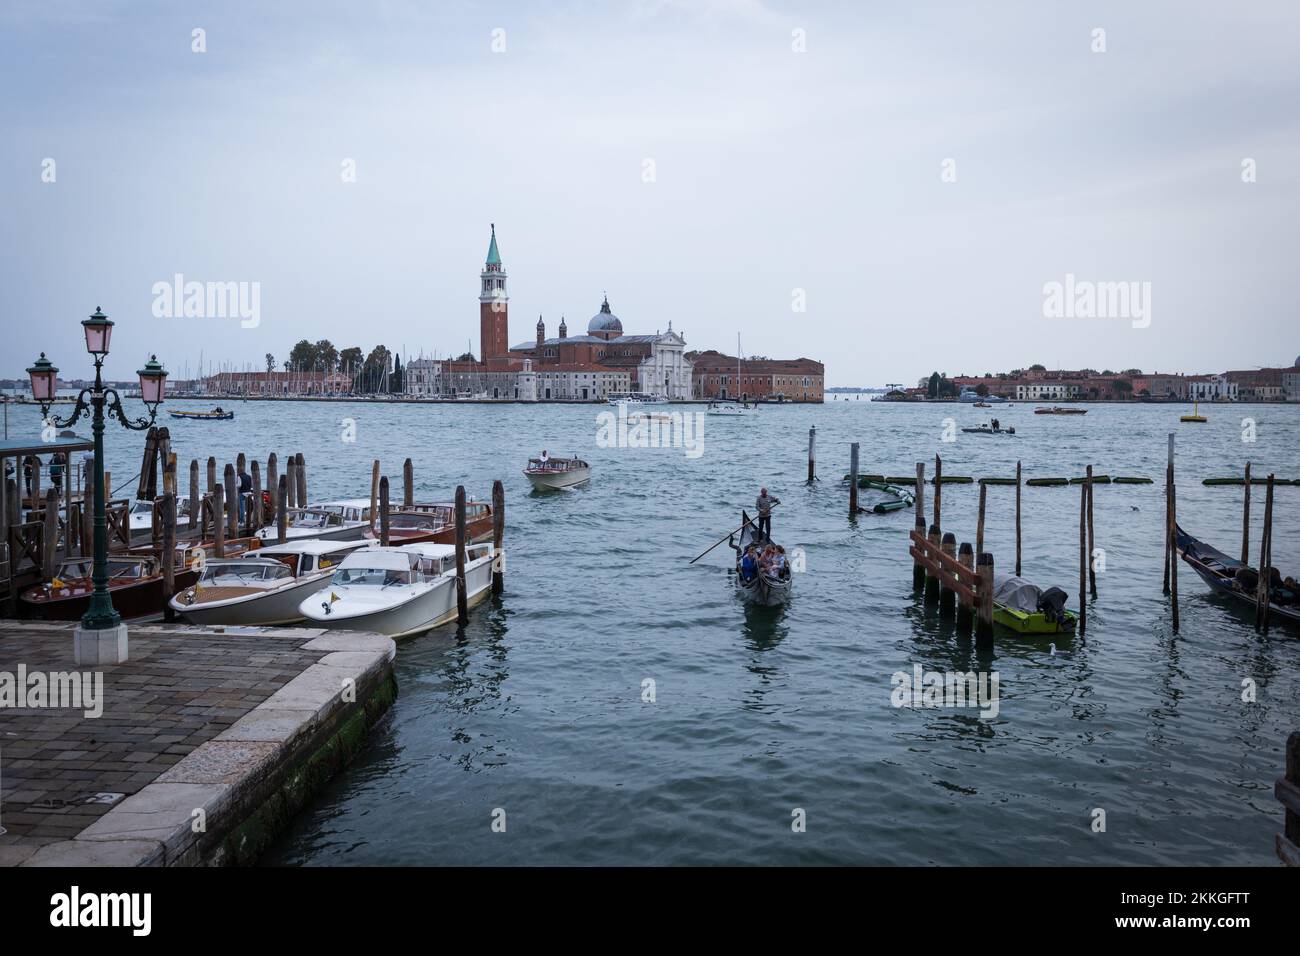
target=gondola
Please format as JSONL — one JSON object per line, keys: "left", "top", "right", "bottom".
{"left": 730, "top": 509, "right": 792, "bottom": 606}
{"left": 1175, "top": 525, "right": 1300, "bottom": 626}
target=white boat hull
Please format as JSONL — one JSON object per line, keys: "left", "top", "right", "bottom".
{"left": 171, "top": 573, "right": 336, "bottom": 626}
{"left": 301, "top": 556, "right": 494, "bottom": 638}
{"left": 525, "top": 468, "right": 591, "bottom": 491}
{"left": 256, "top": 523, "right": 368, "bottom": 544}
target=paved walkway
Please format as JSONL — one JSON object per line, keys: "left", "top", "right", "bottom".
{"left": 0, "top": 621, "right": 394, "bottom": 865}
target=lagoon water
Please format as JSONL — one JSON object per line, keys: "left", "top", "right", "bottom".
{"left": 13, "top": 397, "right": 1299, "bottom": 864}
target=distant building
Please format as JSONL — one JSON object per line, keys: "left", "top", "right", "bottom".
{"left": 1185, "top": 374, "right": 1237, "bottom": 401}
{"left": 1132, "top": 373, "right": 1186, "bottom": 400}
{"left": 1016, "top": 381, "right": 1081, "bottom": 401}
{"left": 1283, "top": 367, "right": 1300, "bottom": 402}
{"left": 1224, "top": 368, "right": 1287, "bottom": 401}
{"left": 690, "top": 351, "right": 824, "bottom": 402}
{"left": 202, "top": 370, "right": 351, "bottom": 396}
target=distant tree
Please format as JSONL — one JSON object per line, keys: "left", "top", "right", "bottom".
{"left": 1113, "top": 379, "right": 1134, "bottom": 397}
{"left": 927, "top": 371, "right": 941, "bottom": 399}
{"left": 455, "top": 352, "right": 475, "bottom": 362}
{"left": 1123, "top": 368, "right": 1141, "bottom": 376}
{"left": 283, "top": 360, "right": 291, "bottom": 372}
{"left": 1029, "top": 363, "right": 1046, "bottom": 372}
{"left": 1101, "top": 369, "right": 1114, "bottom": 376}
{"left": 288, "top": 339, "right": 317, "bottom": 372}
{"left": 265, "top": 353, "right": 275, "bottom": 373}
{"left": 390, "top": 354, "right": 404, "bottom": 393}
{"left": 361, "top": 345, "right": 391, "bottom": 393}
{"left": 314, "top": 340, "right": 339, "bottom": 373}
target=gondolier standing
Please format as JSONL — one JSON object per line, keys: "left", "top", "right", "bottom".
{"left": 755, "top": 487, "right": 780, "bottom": 540}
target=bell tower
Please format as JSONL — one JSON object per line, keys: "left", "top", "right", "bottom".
{"left": 479, "top": 224, "right": 509, "bottom": 364}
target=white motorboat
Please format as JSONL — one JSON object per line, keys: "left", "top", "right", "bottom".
{"left": 170, "top": 538, "right": 376, "bottom": 626}
{"left": 255, "top": 507, "right": 368, "bottom": 543}
{"left": 299, "top": 542, "right": 495, "bottom": 638}
{"left": 127, "top": 499, "right": 155, "bottom": 534}
{"left": 308, "top": 498, "right": 375, "bottom": 523}
{"left": 707, "top": 400, "right": 756, "bottom": 416}
{"left": 524, "top": 456, "right": 591, "bottom": 491}
{"left": 607, "top": 391, "right": 664, "bottom": 408}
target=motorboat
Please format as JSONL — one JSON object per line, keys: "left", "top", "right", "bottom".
{"left": 1034, "top": 406, "right": 1087, "bottom": 415}
{"left": 524, "top": 456, "right": 591, "bottom": 491}
{"left": 127, "top": 499, "right": 156, "bottom": 534}
{"left": 309, "top": 499, "right": 374, "bottom": 523}
{"left": 255, "top": 507, "right": 368, "bottom": 543}
{"left": 607, "top": 392, "right": 664, "bottom": 408}
{"left": 364, "top": 501, "right": 494, "bottom": 544}
{"left": 169, "top": 407, "right": 234, "bottom": 420}
{"left": 707, "top": 400, "right": 757, "bottom": 416}
{"left": 961, "top": 422, "right": 1016, "bottom": 435}
{"left": 730, "top": 509, "right": 792, "bottom": 606}
{"left": 991, "top": 573, "right": 1076, "bottom": 634}
{"left": 299, "top": 542, "right": 495, "bottom": 638}
{"left": 170, "top": 538, "right": 376, "bottom": 625}
{"left": 21, "top": 552, "right": 200, "bottom": 621}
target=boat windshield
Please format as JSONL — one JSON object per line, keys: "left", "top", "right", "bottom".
{"left": 390, "top": 513, "right": 442, "bottom": 530}
{"left": 332, "top": 567, "right": 412, "bottom": 587}
{"left": 200, "top": 563, "right": 291, "bottom": 585}
{"left": 289, "top": 511, "right": 335, "bottom": 528}
{"left": 130, "top": 501, "right": 153, "bottom": 515}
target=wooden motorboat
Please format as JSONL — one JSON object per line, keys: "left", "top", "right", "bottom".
{"left": 20, "top": 553, "right": 200, "bottom": 621}
{"left": 961, "top": 423, "right": 1016, "bottom": 435}
{"left": 255, "top": 508, "right": 368, "bottom": 543}
{"left": 169, "top": 407, "right": 234, "bottom": 420}
{"left": 1034, "top": 406, "right": 1087, "bottom": 415}
{"left": 991, "top": 573, "right": 1076, "bottom": 634}
{"left": 170, "top": 539, "right": 375, "bottom": 626}
{"left": 730, "top": 509, "right": 792, "bottom": 606}
{"left": 362, "top": 502, "right": 494, "bottom": 544}
{"left": 299, "top": 542, "right": 495, "bottom": 638}
{"left": 1175, "top": 525, "right": 1299, "bottom": 626}
{"left": 707, "top": 400, "right": 757, "bottom": 416}
{"left": 524, "top": 456, "right": 591, "bottom": 491}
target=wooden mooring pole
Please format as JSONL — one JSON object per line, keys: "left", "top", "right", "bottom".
{"left": 956, "top": 542, "right": 974, "bottom": 631}
{"left": 213, "top": 483, "right": 226, "bottom": 558}
{"left": 975, "top": 481, "right": 987, "bottom": 559}
{"left": 379, "top": 477, "right": 391, "bottom": 547}
{"left": 491, "top": 479, "right": 505, "bottom": 594}
{"left": 939, "top": 532, "right": 957, "bottom": 616}
{"left": 250, "top": 460, "right": 262, "bottom": 531}
{"left": 1241, "top": 461, "right": 1252, "bottom": 565}
{"left": 1162, "top": 434, "right": 1173, "bottom": 595}
{"left": 1257, "top": 475, "right": 1275, "bottom": 634}
{"left": 933, "top": 454, "right": 942, "bottom": 533}
{"left": 924, "top": 524, "right": 940, "bottom": 604}
{"left": 1015, "top": 460, "right": 1022, "bottom": 577}
{"left": 224, "top": 463, "right": 238, "bottom": 539}
{"left": 848, "top": 442, "right": 859, "bottom": 516}
{"left": 295, "top": 452, "right": 307, "bottom": 506}
{"left": 912, "top": 462, "right": 925, "bottom": 591}
{"left": 369, "top": 460, "right": 380, "bottom": 533}
{"left": 1169, "top": 481, "right": 1179, "bottom": 634}
{"left": 807, "top": 426, "right": 816, "bottom": 482}
{"left": 454, "top": 484, "right": 468, "bottom": 625}
{"left": 267, "top": 453, "right": 279, "bottom": 528}
{"left": 1086, "top": 464, "right": 1097, "bottom": 599}
{"left": 285, "top": 455, "right": 297, "bottom": 510}
{"left": 1078, "top": 478, "right": 1087, "bottom": 637}
{"left": 403, "top": 458, "right": 414, "bottom": 508}
{"left": 161, "top": 492, "right": 176, "bottom": 622}
{"left": 975, "top": 551, "right": 994, "bottom": 648}
{"left": 276, "top": 475, "right": 288, "bottom": 544}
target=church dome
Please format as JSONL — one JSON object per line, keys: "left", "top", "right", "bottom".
{"left": 588, "top": 296, "right": 623, "bottom": 334}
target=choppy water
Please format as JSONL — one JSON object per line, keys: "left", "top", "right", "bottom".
{"left": 13, "top": 398, "right": 1298, "bottom": 864}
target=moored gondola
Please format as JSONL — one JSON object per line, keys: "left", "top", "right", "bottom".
{"left": 1175, "top": 525, "right": 1300, "bottom": 626}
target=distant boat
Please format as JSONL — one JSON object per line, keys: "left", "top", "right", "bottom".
{"left": 170, "top": 407, "right": 234, "bottom": 420}
{"left": 525, "top": 455, "right": 591, "bottom": 491}
{"left": 607, "top": 392, "right": 663, "bottom": 408}
{"left": 1034, "top": 406, "right": 1087, "bottom": 415}
{"left": 707, "top": 400, "right": 756, "bottom": 416}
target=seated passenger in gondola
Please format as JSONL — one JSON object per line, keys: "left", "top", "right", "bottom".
{"left": 740, "top": 546, "right": 758, "bottom": 582}
{"left": 773, "top": 545, "right": 789, "bottom": 578}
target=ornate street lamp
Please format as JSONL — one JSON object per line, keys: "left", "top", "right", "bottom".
{"left": 29, "top": 306, "right": 168, "bottom": 663}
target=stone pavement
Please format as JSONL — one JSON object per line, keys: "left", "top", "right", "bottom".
{"left": 0, "top": 621, "right": 395, "bottom": 865}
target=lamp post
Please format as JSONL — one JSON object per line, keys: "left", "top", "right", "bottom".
{"left": 28, "top": 306, "right": 168, "bottom": 664}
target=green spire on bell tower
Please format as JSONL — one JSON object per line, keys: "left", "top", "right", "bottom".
{"left": 485, "top": 223, "right": 502, "bottom": 267}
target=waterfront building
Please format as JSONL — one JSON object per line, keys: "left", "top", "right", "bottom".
{"left": 1133, "top": 373, "right": 1187, "bottom": 399}
{"left": 1225, "top": 367, "right": 1288, "bottom": 401}
{"left": 202, "top": 370, "right": 352, "bottom": 396}
{"left": 1015, "top": 381, "right": 1081, "bottom": 401}
{"left": 689, "top": 351, "right": 825, "bottom": 402}
{"left": 1284, "top": 366, "right": 1300, "bottom": 402}
{"left": 1185, "top": 374, "right": 1238, "bottom": 401}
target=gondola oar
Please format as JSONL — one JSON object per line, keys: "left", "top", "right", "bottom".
{"left": 688, "top": 505, "right": 778, "bottom": 564}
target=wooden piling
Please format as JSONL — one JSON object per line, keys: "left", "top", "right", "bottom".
{"left": 924, "top": 523, "right": 940, "bottom": 603}
{"left": 379, "top": 477, "right": 391, "bottom": 547}
{"left": 285, "top": 455, "right": 297, "bottom": 509}
{"left": 1086, "top": 464, "right": 1097, "bottom": 599}
{"left": 161, "top": 492, "right": 176, "bottom": 622}
{"left": 42, "top": 488, "right": 59, "bottom": 581}
{"left": 213, "top": 483, "right": 226, "bottom": 558}
{"left": 403, "top": 458, "right": 414, "bottom": 508}
{"left": 807, "top": 426, "right": 816, "bottom": 482}
{"left": 1078, "top": 479, "right": 1087, "bottom": 637}
{"left": 849, "top": 443, "right": 859, "bottom": 516}
{"left": 224, "top": 463, "right": 238, "bottom": 539}
{"left": 912, "top": 463, "right": 926, "bottom": 591}
{"left": 295, "top": 452, "right": 306, "bottom": 506}
{"left": 455, "top": 484, "right": 468, "bottom": 625}
{"left": 1257, "top": 475, "right": 1275, "bottom": 634}
{"left": 369, "top": 460, "right": 380, "bottom": 532}
{"left": 139, "top": 426, "right": 158, "bottom": 500}
{"left": 939, "top": 532, "right": 957, "bottom": 615}
{"left": 976, "top": 481, "right": 987, "bottom": 559}
{"left": 491, "top": 479, "right": 505, "bottom": 594}
{"left": 188, "top": 459, "right": 200, "bottom": 534}
{"left": 250, "top": 460, "right": 262, "bottom": 531}
{"left": 276, "top": 475, "right": 288, "bottom": 544}
{"left": 956, "top": 542, "right": 974, "bottom": 630}
{"left": 1241, "top": 461, "right": 1252, "bottom": 565}
{"left": 1162, "top": 434, "right": 1173, "bottom": 595}
{"left": 975, "top": 551, "right": 994, "bottom": 648}
{"left": 933, "top": 455, "right": 942, "bottom": 532}
{"left": 207, "top": 456, "right": 217, "bottom": 496}
{"left": 266, "top": 453, "right": 279, "bottom": 527}
{"left": 1169, "top": 482, "right": 1179, "bottom": 634}
{"left": 1015, "top": 460, "right": 1022, "bottom": 577}
{"left": 236, "top": 452, "right": 246, "bottom": 478}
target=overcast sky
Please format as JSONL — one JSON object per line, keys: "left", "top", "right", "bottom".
{"left": 3, "top": 0, "right": 1298, "bottom": 386}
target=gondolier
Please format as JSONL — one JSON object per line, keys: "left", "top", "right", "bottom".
{"left": 756, "top": 488, "right": 780, "bottom": 539}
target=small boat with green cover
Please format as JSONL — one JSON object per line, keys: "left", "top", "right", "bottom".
{"left": 991, "top": 573, "right": 1076, "bottom": 635}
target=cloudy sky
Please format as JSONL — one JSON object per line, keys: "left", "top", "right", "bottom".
{"left": 3, "top": 0, "right": 1298, "bottom": 386}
